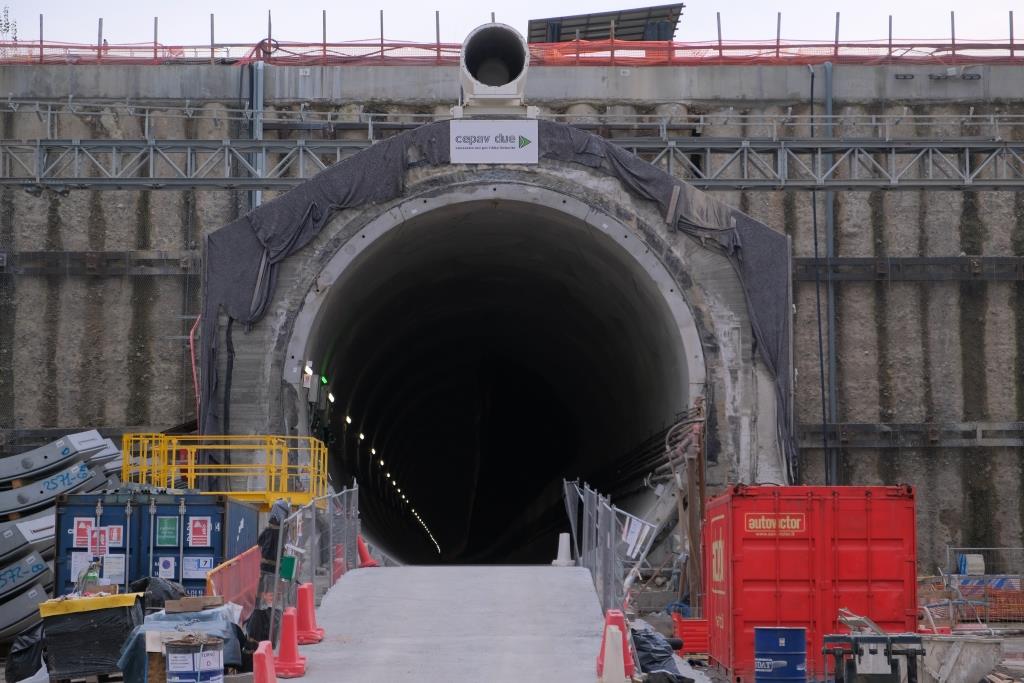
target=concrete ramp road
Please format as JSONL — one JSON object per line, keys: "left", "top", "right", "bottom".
{"left": 303, "top": 565, "right": 605, "bottom": 682}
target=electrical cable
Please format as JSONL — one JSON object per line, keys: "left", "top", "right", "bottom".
{"left": 807, "top": 65, "right": 831, "bottom": 482}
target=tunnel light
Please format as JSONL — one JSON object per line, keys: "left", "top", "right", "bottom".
{"left": 345, "top": 416, "right": 352, "bottom": 424}
{"left": 358, "top": 433, "right": 365, "bottom": 440}
{"left": 386, "top": 472, "right": 391, "bottom": 478}
{"left": 379, "top": 459, "right": 385, "bottom": 467}
{"left": 392, "top": 480, "right": 397, "bottom": 487}
{"left": 371, "top": 448, "right": 376, "bottom": 455}
{"left": 397, "top": 488, "right": 402, "bottom": 494}
{"left": 304, "top": 361, "right": 313, "bottom": 376}
{"left": 327, "top": 392, "right": 335, "bottom": 403}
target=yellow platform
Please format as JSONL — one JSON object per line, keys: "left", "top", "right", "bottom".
{"left": 121, "top": 434, "right": 328, "bottom": 511}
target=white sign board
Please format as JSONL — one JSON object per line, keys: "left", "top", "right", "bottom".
{"left": 182, "top": 556, "right": 215, "bottom": 579}
{"left": 450, "top": 119, "right": 538, "bottom": 164}
{"left": 103, "top": 554, "right": 126, "bottom": 583}
{"left": 70, "top": 551, "right": 91, "bottom": 582}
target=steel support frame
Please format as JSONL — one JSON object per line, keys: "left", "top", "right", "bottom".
{"left": 795, "top": 256, "right": 1024, "bottom": 281}
{"left": 799, "top": 422, "right": 1024, "bottom": 449}
{"left": 0, "top": 249, "right": 199, "bottom": 276}
{"left": 6, "top": 100, "right": 1024, "bottom": 140}
{"left": 5, "top": 421, "right": 1022, "bottom": 455}
{"left": 4, "top": 137, "right": 1024, "bottom": 190}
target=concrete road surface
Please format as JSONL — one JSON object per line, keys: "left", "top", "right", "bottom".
{"left": 300, "top": 565, "right": 605, "bottom": 682}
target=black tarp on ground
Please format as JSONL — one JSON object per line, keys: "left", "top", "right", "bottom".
{"left": 4, "top": 623, "right": 44, "bottom": 683}
{"left": 42, "top": 597, "right": 144, "bottom": 680}
{"left": 200, "top": 120, "right": 796, "bottom": 478}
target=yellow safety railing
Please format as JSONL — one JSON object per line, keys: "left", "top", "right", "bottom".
{"left": 121, "top": 434, "right": 328, "bottom": 510}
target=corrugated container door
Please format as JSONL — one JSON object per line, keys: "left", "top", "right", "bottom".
{"left": 705, "top": 502, "right": 730, "bottom": 669}
{"left": 828, "top": 488, "right": 918, "bottom": 636}
{"left": 55, "top": 494, "right": 139, "bottom": 596}
{"left": 733, "top": 488, "right": 819, "bottom": 680}
{"left": 223, "top": 499, "right": 259, "bottom": 559}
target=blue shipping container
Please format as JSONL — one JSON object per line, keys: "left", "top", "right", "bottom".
{"left": 55, "top": 492, "right": 259, "bottom": 597}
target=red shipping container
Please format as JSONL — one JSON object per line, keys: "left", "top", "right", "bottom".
{"left": 702, "top": 485, "right": 917, "bottom": 681}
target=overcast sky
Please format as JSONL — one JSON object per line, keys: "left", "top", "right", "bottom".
{"left": 7, "top": 0, "right": 1019, "bottom": 47}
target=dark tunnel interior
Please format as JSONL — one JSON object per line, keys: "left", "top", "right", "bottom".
{"left": 309, "top": 199, "right": 689, "bottom": 564}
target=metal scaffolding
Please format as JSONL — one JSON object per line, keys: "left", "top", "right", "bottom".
{"left": 4, "top": 136, "right": 1024, "bottom": 191}
{"left": 794, "top": 256, "right": 1024, "bottom": 282}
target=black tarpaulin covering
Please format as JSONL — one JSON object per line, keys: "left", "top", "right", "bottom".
{"left": 127, "top": 576, "right": 188, "bottom": 611}
{"left": 5, "top": 623, "right": 44, "bottom": 683}
{"left": 200, "top": 120, "right": 796, "bottom": 478}
{"left": 42, "top": 597, "right": 144, "bottom": 680}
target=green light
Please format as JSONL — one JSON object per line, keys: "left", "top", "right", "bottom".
{"left": 320, "top": 375, "right": 328, "bottom": 385}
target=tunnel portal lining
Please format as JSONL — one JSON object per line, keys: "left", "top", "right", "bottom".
{"left": 284, "top": 182, "right": 707, "bottom": 406}
{"left": 200, "top": 119, "right": 792, "bottom": 561}
{"left": 281, "top": 182, "right": 708, "bottom": 562}
{"left": 202, "top": 121, "right": 794, "bottom": 484}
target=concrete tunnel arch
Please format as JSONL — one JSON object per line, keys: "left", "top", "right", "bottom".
{"left": 282, "top": 179, "right": 707, "bottom": 562}
{"left": 204, "top": 123, "right": 789, "bottom": 564}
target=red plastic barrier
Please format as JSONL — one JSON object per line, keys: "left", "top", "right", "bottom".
{"left": 296, "top": 582, "right": 325, "bottom": 645}
{"left": 596, "top": 609, "right": 635, "bottom": 678}
{"left": 206, "top": 545, "right": 261, "bottom": 625}
{"left": 275, "top": 607, "right": 307, "bottom": 678}
{"left": 671, "top": 615, "right": 709, "bottom": 655}
{"left": 253, "top": 641, "right": 277, "bottom": 683}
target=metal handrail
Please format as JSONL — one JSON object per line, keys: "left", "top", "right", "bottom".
{"left": 121, "top": 433, "right": 328, "bottom": 509}
{"left": 2, "top": 36, "right": 1022, "bottom": 67}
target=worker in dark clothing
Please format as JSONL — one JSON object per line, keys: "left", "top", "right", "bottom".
{"left": 246, "top": 499, "right": 291, "bottom": 641}
{"left": 259, "top": 499, "right": 291, "bottom": 577}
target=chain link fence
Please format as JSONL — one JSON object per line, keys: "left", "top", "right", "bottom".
{"left": 563, "top": 480, "right": 657, "bottom": 614}
{"left": 268, "top": 485, "right": 360, "bottom": 645}
{"left": 946, "top": 547, "right": 1024, "bottom": 576}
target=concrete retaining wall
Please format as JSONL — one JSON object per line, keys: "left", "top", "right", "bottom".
{"left": 2, "top": 62, "right": 1023, "bottom": 569}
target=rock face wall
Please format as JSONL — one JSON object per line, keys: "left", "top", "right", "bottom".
{"left": 1, "top": 62, "right": 1023, "bottom": 570}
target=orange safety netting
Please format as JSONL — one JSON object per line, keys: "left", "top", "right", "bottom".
{"left": 982, "top": 587, "right": 1024, "bottom": 622}
{"left": 0, "top": 37, "right": 1021, "bottom": 66}
{"left": 206, "top": 544, "right": 261, "bottom": 624}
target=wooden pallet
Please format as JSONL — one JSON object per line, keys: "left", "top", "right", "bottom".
{"left": 987, "top": 673, "right": 1022, "bottom": 683}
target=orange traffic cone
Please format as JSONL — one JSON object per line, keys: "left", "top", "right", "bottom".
{"left": 357, "top": 534, "right": 379, "bottom": 568}
{"left": 296, "top": 582, "right": 325, "bottom": 644}
{"left": 275, "top": 607, "right": 307, "bottom": 678}
{"left": 596, "top": 609, "right": 635, "bottom": 680}
{"left": 253, "top": 641, "right": 277, "bottom": 683}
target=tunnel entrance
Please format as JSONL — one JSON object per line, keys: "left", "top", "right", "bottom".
{"left": 203, "top": 121, "right": 791, "bottom": 567}
{"left": 290, "top": 187, "right": 703, "bottom": 564}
